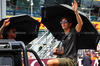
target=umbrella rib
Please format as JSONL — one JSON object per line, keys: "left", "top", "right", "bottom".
{"left": 35, "top": 25, "right": 38, "bottom": 32}
{"left": 44, "top": 10, "right": 46, "bottom": 19}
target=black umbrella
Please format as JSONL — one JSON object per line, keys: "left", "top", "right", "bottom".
{"left": 41, "top": 4, "right": 100, "bottom": 49}
{"left": 0, "top": 15, "right": 40, "bottom": 45}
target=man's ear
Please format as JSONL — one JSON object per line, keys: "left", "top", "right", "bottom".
{"left": 69, "top": 23, "right": 72, "bottom": 27}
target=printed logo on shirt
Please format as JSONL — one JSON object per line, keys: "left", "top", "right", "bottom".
{"left": 67, "top": 33, "right": 71, "bottom": 40}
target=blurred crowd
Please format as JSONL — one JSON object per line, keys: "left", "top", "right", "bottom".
{"left": 25, "top": 49, "right": 100, "bottom": 60}
{"left": 78, "top": 49, "right": 100, "bottom": 60}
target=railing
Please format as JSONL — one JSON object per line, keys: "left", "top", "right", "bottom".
{"left": 38, "top": 34, "right": 55, "bottom": 58}
{"left": 37, "top": 33, "right": 61, "bottom": 58}
{"left": 43, "top": 41, "right": 60, "bottom": 58}
{"left": 30, "top": 31, "right": 49, "bottom": 51}
{"left": 29, "top": 30, "right": 61, "bottom": 58}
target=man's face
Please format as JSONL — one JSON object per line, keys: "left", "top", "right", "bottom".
{"left": 8, "top": 28, "right": 16, "bottom": 39}
{"left": 60, "top": 18, "right": 72, "bottom": 30}
{"left": 86, "top": 51, "right": 90, "bottom": 56}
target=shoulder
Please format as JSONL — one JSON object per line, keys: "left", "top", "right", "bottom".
{"left": 70, "top": 28, "right": 78, "bottom": 34}
{"left": 71, "top": 28, "right": 77, "bottom": 32}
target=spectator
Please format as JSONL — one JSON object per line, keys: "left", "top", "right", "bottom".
{"left": 38, "top": 45, "right": 43, "bottom": 51}
{"left": 7, "top": 28, "right": 22, "bottom": 66}
{"left": 38, "top": 44, "right": 46, "bottom": 51}
{"left": 82, "top": 51, "right": 92, "bottom": 66}
{"left": 98, "top": 52, "right": 100, "bottom": 66}
{"left": 91, "top": 50, "right": 95, "bottom": 57}
{"left": 94, "top": 52, "right": 99, "bottom": 57}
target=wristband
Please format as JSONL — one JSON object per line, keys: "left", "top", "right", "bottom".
{"left": 75, "top": 13, "right": 79, "bottom": 15}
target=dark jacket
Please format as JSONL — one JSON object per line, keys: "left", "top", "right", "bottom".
{"left": 82, "top": 56, "right": 92, "bottom": 66}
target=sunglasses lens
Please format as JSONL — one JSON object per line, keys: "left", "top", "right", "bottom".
{"left": 60, "top": 20, "right": 67, "bottom": 24}
{"left": 10, "top": 31, "right": 16, "bottom": 33}
{"left": 64, "top": 21, "right": 67, "bottom": 23}
{"left": 13, "top": 31, "right": 16, "bottom": 33}
{"left": 60, "top": 22, "right": 63, "bottom": 24}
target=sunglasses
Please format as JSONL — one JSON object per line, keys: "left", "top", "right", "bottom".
{"left": 9, "top": 31, "right": 16, "bottom": 33}
{"left": 60, "top": 20, "right": 67, "bottom": 24}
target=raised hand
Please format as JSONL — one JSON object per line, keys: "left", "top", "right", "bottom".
{"left": 3, "top": 18, "right": 10, "bottom": 27}
{"left": 72, "top": 0, "right": 78, "bottom": 13}
{"left": 53, "top": 48, "right": 58, "bottom": 53}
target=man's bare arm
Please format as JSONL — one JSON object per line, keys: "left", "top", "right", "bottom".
{"left": 72, "top": 0, "right": 83, "bottom": 32}
{"left": 0, "top": 18, "right": 10, "bottom": 38}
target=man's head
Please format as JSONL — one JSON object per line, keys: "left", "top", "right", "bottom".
{"left": 60, "top": 17, "right": 72, "bottom": 30}
{"left": 85, "top": 49, "right": 90, "bottom": 56}
{"left": 86, "top": 51, "right": 90, "bottom": 56}
{"left": 7, "top": 28, "right": 16, "bottom": 39}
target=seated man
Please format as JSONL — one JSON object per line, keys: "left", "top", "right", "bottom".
{"left": 7, "top": 28, "right": 22, "bottom": 66}
{"left": 47, "top": 0, "right": 83, "bottom": 66}
{"left": 7, "top": 28, "right": 16, "bottom": 39}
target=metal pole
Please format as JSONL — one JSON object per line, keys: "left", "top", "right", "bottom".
{"left": 98, "top": 7, "right": 100, "bottom": 17}
{"left": 89, "top": 10, "right": 91, "bottom": 20}
{"left": 27, "top": 49, "right": 44, "bottom": 66}
{"left": 31, "top": 0, "right": 33, "bottom": 17}
{"left": 0, "top": 0, "right": 6, "bottom": 20}
{"left": 19, "top": 41, "right": 29, "bottom": 66}
{"left": 27, "top": 0, "right": 30, "bottom": 15}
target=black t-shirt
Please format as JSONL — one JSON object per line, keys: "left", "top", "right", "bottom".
{"left": 59, "top": 28, "right": 79, "bottom": 62}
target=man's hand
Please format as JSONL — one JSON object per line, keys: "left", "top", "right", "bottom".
{"left": 72, "top": 0, "right": 78, "bottom": 13}
{"left": 0, "top": 35, "right": 3, "bottom": 39}
{"left": 53, "top": 47, "right": 64, "bottom": 55}
{"left": 3, "top": 18, "right": 10, "bottom": 27}
{"left": 53, "top": 48, "right": 58, "bottom": 54}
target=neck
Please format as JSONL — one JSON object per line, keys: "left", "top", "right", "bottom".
{"left": 64, "top": 28, "right": 71, "bottom": 35}
{"left": 8, "top": 36, "right": 14, "bottom": 39}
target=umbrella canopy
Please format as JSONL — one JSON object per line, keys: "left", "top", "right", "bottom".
{"left": 0, "top": 15, "right": 40, "bottom": 45}
{"left": 41, "top": 4, "right": 100, "bottom": 49}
